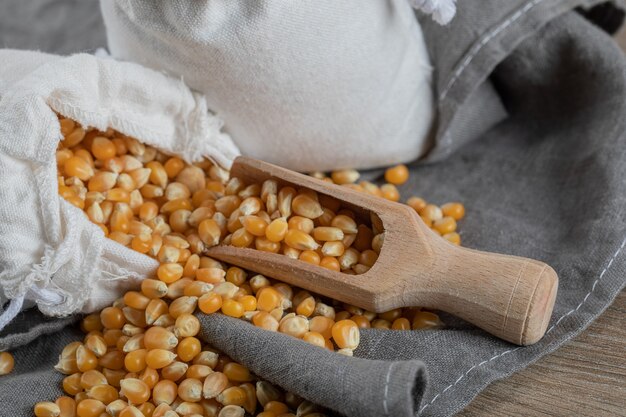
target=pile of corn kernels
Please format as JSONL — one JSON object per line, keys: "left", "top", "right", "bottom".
{"left": 20, "top": 115, "right": 464, "bottom": 417}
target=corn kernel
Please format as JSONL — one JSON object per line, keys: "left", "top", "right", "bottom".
{"left": 0, "top": 351, "right": 15, "bottom": 375}
{"left": 384, "top": 164, "right": 409, "bottom": 185}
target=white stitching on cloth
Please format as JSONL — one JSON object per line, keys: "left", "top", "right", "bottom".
{"left": 439, "top": 0, "right": 545, "bottom": 101}
{"left": 418, "top": 236, "right": 626, "bottom": 414}
{"left": 382, "top": 362, "right": 394, "bottom": 415}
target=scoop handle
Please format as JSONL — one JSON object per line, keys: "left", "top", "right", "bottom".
{"left": 419, "top": 243, "right": 558, "bottom": 345}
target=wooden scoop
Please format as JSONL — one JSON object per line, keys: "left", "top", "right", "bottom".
{"left": 207, "top": 157, "right": 558, "bottom": 345}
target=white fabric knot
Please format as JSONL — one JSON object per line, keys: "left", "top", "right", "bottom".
{"left": 409, "top": 0, "right": 457, "bottom": 25}
{"left": 0, "top": 205, "right": 81, "bottom": 331}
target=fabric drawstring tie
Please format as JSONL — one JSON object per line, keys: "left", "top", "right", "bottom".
{"left": 0, "top": 205, "right": 80, "bottom": 332}
{"left": 409, "top": 0, "right": 457, "bottom": 25}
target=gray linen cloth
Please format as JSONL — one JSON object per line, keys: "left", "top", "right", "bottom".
{"left": 1, "top": 1, "right": 626, "bottom": 416}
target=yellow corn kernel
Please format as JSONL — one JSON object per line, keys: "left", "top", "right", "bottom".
{"left": 298, "top": 250, "right": 320, "bottom": 266}
{"left": 164, "top": 157, "right": 185, "bottom": 178}
{"left": 84, "top": 334, "right": 107, "bottom": 358}
{"left": 87, "top": 384, "right": 119, "bottom": 404}
{"left": 151, "top": 403, "right": 173, "bottom": 417}
{"left": 441, "top": 202, "right": 465, "bottom": 220}
{"left": 62, "top": 374, "right": 83, "bottom": 396}
{"left": 62, "top": 126, "right": 86, "bottom": 148}
{"left": 287, "top": 216, "right": 314, "bottom": 234}
{"left": 337, "top": 247, "right": 359, "bottom": 270}
{"left": 76, "top": 399, "right": 106, "bottom": 417}
{"left": 198, "top": 219, "right": 221, "bottom": 247}
{"left": 202, "top": 371, "right": 229, "bottom": 399}
{"left": 371, "top": 319, "right": 391, "bottom": 329}
{"left": 221, "top": 299, "right": 245, "bottom": 318}
{"left": 216, "top": 386, "right": 247, "bottom": 407}
{"left": 159, "top": 198, "right": 193, "bottom": 216}
{"left": 55, "top": 396, "right": 76, "bottom": 417}
{"left": 443, "top": 232, "right": 461, "bottom": 245}
{"left": 64, "top": 156, "right": 94, "bottom": 181}
{"left": 347, "top": 315, "right": 369, "bottom": 329}
{"left": 223, "top": 362, "right": 252, "bottom": 382}
{"left": 0, "top": 351, "right": 15, "bottom": 375}
{"left": 412, "top": 311, "right": 444, "bottom": 330}
{"left": 144, "top": 161, "right": 167, "bottom": 189}
{"left": 406, "top": 196, "right": 427, "bottom": 213}
{"left": 231, "top": 228, "right": 254, "bottom": 248}
{"left": 330, "top": 169, "right": 360, "bottom": 185}
{"left": 264, "top": 218, "right": 288, "bottom": 243}
{"left": 238, "top": 196, "right": 261, "bottom": 216}
{"left": 118, "top": 378, "right": 150, "bottom": 405}
{"left": 168, "top": 209, "right": 191, "bottom": 233}
{"left": 254, "top": 237, "right": 280, "bottom": 253}
{"left": 118, "top": 405, "right": 143, "bottom": 417}
{"left": 34, "top": 402, "right": 60, "bottom": 417}
{"left": 87, "top": 171, "right": 118, "bottom": 193}
{"left": 419, "top": 204, "right": 443, "bottom": 223}
{"left": 105, "top": 399, "right": 128, "bottom": 416}
{"left": 252, "top": 311, "right": 279, "bottom": 331}
{"left": 140, "top": 279, "right": 167, "bottom": 299}
{"left": 255, "top": 383, "right": 282, "bottom": 410}
{"left": 321, "top": 241, "right": 345, "bottom": 257}
{"left": 164, "top": 182, "right": 191, "bottom": 201}
{"left": 274, "top": 186, "right": 295, "bottom": 218}
{"left": 144, "top": 349, "right": 176, "bottom": 370}
{"left": 380, "top": 183, "right": 400, "bottom": 202}
{"left": 331, "top": 320, "right": 360, "bottom": 349}
{"left": 284, "top": 229, "right": 319, "bottom": 251}
{"left": 264, "top": 401, "right": 289, "bottom": 415}
{"left": 358, "top": 250, "right": 378, "bottom": 267}
{"left": 335, "top": 311, "right": 351, "bottom": 321}
{"left": 391, "top": 317, "right": 411, "bottom": 330}
{"left": 73, "top": 148, "right": 95, "bottom": 167}
{"left": 256, "top": 287, "right": 282, "bottom": 312}
{"left": 142, "top": 329, "right": 176, "bottom": 353}
{"left": 176, "top": 336, "right": 201, "bottom": 362}
{"left": 186, "top": 364, "right": 213, "bottom": 380}
{"left": 433, "top": 216, "right": 457, "bottom": 234}
{"left": 177, "top": 378, "right": 203, "bottom": 403}
{"left": 160, "top": 361, "right": 188, "bottom": 382}
{"left": 157, "top": 263, "right": 183, "bottom": 284}
{"left": 153, "top": 379, "right": 177, "bottom": 405}
{"left": 169, "top": 295, "right": 198, "bottom": 318}
{"left": 176, "top": 165, "right": 206, "bottom": 193}
{"left": 195, "top": 267, "right": 225, "bottom": 284}
{"left": 75, "top": 345, "right": 98, "bottom": 372}
{"left": 384, "top": 164, "right": 409, "bottom": 185}
{"left": 196, "top": 291, "right": 223, "bottom": 314}
{"left": 123, "top": 349, "right": 147, "bottom": 373}
{"left": 214, "top": 195, "right": 241, "bottom": 217}
{"left": 140, "top": 184, "right": 164, "bottom": 199}
{"left": 79, "top": 370, "right": 108, "bottom": 391}
{"left": 312, "top": 227, "right": 344, "bottom": 242}
{"left": 278, "top": 315, "right": 309, "bottom": 338}
{"left": 291, "top": 194, "right": 324, "bottom": 219}
{"left": 240, "top": 215, "right": 267, "bottom": 237}
{"left": 319, "top": 256, "right": 340, "bottom": 271}
{"left": 174, "top": 313, "right": 200, "bottom": 337}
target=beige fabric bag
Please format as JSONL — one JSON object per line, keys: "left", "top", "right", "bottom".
{"left": 0, "top": 50, "right": 238, "bottom": 330}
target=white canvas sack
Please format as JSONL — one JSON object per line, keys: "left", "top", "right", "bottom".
{"left": 0, "top": 50, "right": 239, "bottom": 331}
{"left": 101, "top": 0, "right": 455, "bottom": 172}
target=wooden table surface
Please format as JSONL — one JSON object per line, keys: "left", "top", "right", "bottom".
{"left": 459, "top": 28, "right": 626, "bottom": 417}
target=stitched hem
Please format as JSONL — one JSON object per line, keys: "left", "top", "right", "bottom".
{"left": 419, "top": 236, "right": 626, "bottom": 415}
{"left": 431, "top": 0, "right": 613, "bottom": 159}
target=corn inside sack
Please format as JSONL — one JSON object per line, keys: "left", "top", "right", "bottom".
{"left": 101, "top": 0, "right": 437, "bottom": 172}
{"left": 0, "top": 50, "right": 239, "bottom": 331}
